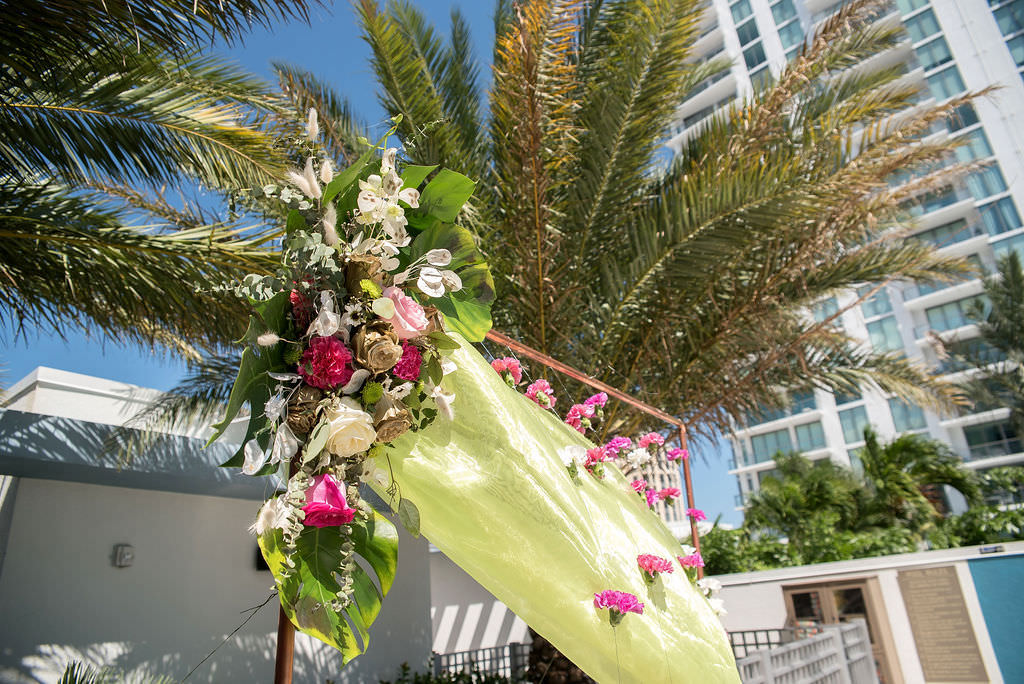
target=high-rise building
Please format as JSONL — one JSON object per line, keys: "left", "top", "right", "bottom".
{"left": 668, "top": 0, "right": 1024, "bottom": 512}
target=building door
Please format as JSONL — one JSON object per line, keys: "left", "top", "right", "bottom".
{"left": 783, "top": 578, "right": 901, "bottom": 684}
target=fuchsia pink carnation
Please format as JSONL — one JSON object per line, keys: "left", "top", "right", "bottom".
{"left": 393, "top": 342, "right": 423, "bottom": 380}
{"left": 687, "top": 508, "right": 707, "bottom": 521}
{"left": 645, "top": 489, "right": 658, "bottom": 508}
{"left": 630, "top": 479, "right": 648, "bottom": 493}
{"left": 603, "top": 436, "right": 632, "bottom": 456}
{"left": 594, "top": 590, "right": 644, "bottom": 624}
{"left": 490, "top": 357, "right": 523, "bottom": 384}
{"left": 301, "top": 474, "right": 356, "bottom": 527}
{"left": 298, "top": 335, "right": 354, "bottom": 389}
{"left": 666, "top": 447, "right": 689, "bottom": 461}
{"left": 525, "top": 379, "right": 556, "bottom": 408}
{"left": 638, "top": 432, "right": 665, "bottom": 449}
{"left": 584, "top": 392, "right": 608, "bottom": 407}
{"left": 659, "top": 487, "right": 682, "bottom": 504}
{"left": 678, "top": 552, "right": 705, "bottom": 569}
{"left": 564, "top": 403, "right": 596, "bottom": 433}
{"left": 636, "top": 554, "right": 674, "bottom": 578}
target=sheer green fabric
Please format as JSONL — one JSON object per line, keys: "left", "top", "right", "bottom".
{"left": 376, "top": 335, "right": 739, "bottom": 683}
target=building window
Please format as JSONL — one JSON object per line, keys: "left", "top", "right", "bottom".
{"left": 937, "top": 337, "right": 1006, "bottom": 374}
{"left": 948, "top": 103, "right": 980, "bottom": 132}
{"left": 813, "top": 297, "right": 840, "bottom": 324}
{"left": 916, "top": 254, "right": 982, "bottom": 297}
{"left": 993, "top": 232, "right": 1024, "bottom": 262}
{"left": 993, "top": 0, "right": 1024, "bottom": 37}
{"left": 867, "top": 316, "right": 903, "bottom": 353}
{"left": 964, "top": 420, "right": 1023, "bottom": 460}
{"left": 896, "top": 0, "right": 929, "bottom": 16}
{"left": 904, "top": 8, "right": 941, "bottom": 43}
{"left": 751, "top": 428, "right": 794, "bottom": 463}
{"left": 790, "top": 389, "right": 817, "bottom": 413}
{"left": 979, "top": 196, "right": 1023, "bottom": 235}
{"left": 916, "top": 36, "right": 954, "bottom": 71}
{"left": 889, "top": 398, "right": 927, "bottom": 432}
{"left": 967, "top": 166, "right": 1008, "bottom": 200}
{"left": 858, "top": 285, "right": 893, "bottom": 318}
{"left": 927, "top": 64, "right": 967, "bottom": 100}
{"left": 834, "top": 388, "right": 861, "bottom": 406}
{"left": 839, "top": 406, "right": 870, "bottom": 443}
{"left": 795, "top": 421, "right": 826, "bottom": 451}
{"left": 758, "top": 468, "right": 780, "bottom": 484}
{"left": 744, "top": 42, "right": 767, "bottom": 69}
{"left": 731, "top": 0, "right": 753, "bottom": 23}
{"left": 954, "top": 129, "right": 994, "bottom": 162}
{"left": 1008, "top": 33, "right": 1024, "bottom": 66}
{"left": 737, "top": 16, "right": 760, "bottom": 45}
{"left": 911, "top": 218, "right": 978, "bottom": 248}
{"left": 925, "top": 295, "right": 987, "bottom": 332}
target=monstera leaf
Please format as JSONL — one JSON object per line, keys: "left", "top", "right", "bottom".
{"left": 207, "top": 290, "right": 291, "bottom": 469}
{"left": 372, "top": 335, "right": 740, "bottom": 683}
{"left": 409, "top": 223, "right": 495, "bottom": 342}
{"left": 259, "top": 510, "right": 399, "bottom": 661}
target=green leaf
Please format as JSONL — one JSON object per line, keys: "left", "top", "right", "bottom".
{"left": 258, "top": 510, "right": 398, "bottom": 660}
{"left": 398, "top": 498, "right": 421, "bottom": 537}
{"left": 425, "top": 355, "right": 443, "bottom": 387}
{"left": 401, "top": 164, "right": 437, "bottom": 191}
{"left": 323, "top": 130, "right": 389, "bottom": 204}
{"left": 413, "top": 169, "right": 476, "bottom": 223}
{"left": 286, "top": 209, "right": 307, "bottom": 233}
{"left": 302, "top": 420, "right": 330, "bottom": 464}
{"left": 409, "top": 221, "right": 483, "bottom": 268}
{"left": 427, "top": 330, "right": 461, "bottom": 349}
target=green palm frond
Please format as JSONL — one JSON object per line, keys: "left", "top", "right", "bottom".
{"left": 1, "top": 48, "right": 286, "bottom": 191}
{"left": 0, "top": 181, "right": 276, "bottom": 351}
{"left": 274, "top": 62, "right": 368, "bottom": 166}
{"left": 108, "top": 352, "right": 241, "bottom": 462}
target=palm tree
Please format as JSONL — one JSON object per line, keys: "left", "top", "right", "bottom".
{"left": 1, "top": 0, "right": 325, "bottom": 356}
{"left": 955, "top": 252, "right": 1024, "bottom": 432}
{"left": 357, "top": 0, "right": 975, "bottom": 438}
{"left": 859, "top": 427, "right": 980, "bottom": 533}
{"left": 743, "top": 452, "right": 875, "bottom": 555}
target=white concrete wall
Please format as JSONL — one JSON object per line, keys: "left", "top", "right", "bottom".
{"left": 429, "top": 551, "right": 529, "bottom": 654}
{"left": 0, "top": 478, "right": 432, "bottom": 684}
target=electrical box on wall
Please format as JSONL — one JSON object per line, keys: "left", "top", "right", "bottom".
{"left": 112, "top": 543, "right": 134, "bottom": 568}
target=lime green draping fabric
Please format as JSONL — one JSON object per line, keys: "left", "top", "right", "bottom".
{"left": 376, "top": 334, "right": 739, "bottom": 683}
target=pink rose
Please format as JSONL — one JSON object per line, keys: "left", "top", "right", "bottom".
{"left": 381, "top": 286, "right": 429, "bottom": 339}
{"left": 302, "top": 474, "right": 356, "bottom": 527}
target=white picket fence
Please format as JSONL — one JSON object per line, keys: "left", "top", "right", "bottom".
{"left": 736, "top": 620, "right": 878, "bottom": 684}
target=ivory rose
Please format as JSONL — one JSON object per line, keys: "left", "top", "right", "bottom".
{"left": 302, "top": 473, "right": 356, "bottom": 527}
{"left": 378, "top": 286, "right": 428, "bottom": 339}
{"left": 323, "top": 397, "right": 377, "bottom": 458}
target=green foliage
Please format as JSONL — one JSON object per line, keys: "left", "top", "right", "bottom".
{"left": 375, "top": 662, "right": 522, "bottom": 684}
{"left": 259, "top": 511, "right": 399, "bottom": 664}
{"left": 359, "top": 0, "right": 974, "bottom": 438}
{"left": 58, "top": 661, "right": 174, "bottom": 684}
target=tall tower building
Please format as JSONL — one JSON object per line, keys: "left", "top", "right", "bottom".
{"left": 668, "top": 0, "right": 1024, "bottom": 512}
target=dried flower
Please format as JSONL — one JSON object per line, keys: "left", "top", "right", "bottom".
{"left": 353, "top": 321, "right": 403, "bottom": 373}
{"left": 393, "top": 342, "right": 423, "bottom": 381}
{"left": 286, "top": 386, "right": 323, "bottom": 436}
{"left": 299, "top": 336, "right": 354, "bottom": 390}
{"left": 373, "top": 394, "right": 413, "bottom": 443}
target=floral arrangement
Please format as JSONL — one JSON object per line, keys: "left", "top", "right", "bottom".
{"left": 208, "top": 112, "right": 494, "bottom": 660}
{"left": 487, "top": 357, "right": 725, "bottom": 620}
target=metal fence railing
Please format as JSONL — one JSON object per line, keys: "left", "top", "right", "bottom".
{"left": 736, "top": 620, "right": 878, "bottom": 684}
{"left": 728, "top": 628, "right": 798, "bottom": 660}
{"left": 434, "top": 642, "right": 530, "bottom": 679}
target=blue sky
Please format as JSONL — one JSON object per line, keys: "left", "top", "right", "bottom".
{"left": 0, "top": 0, "right": 741, "bottom": 526}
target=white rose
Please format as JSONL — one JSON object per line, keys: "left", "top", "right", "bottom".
{"left": 324, "top": 397, "right": 377, "bottom": 458}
